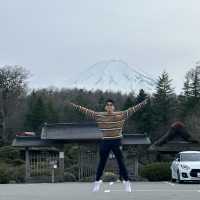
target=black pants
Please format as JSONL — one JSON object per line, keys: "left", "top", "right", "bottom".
{"left": 95, "top": 139, "right": 129, "bottom": 181}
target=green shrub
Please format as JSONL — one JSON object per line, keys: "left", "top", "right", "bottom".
{"left": 11, "top": 159, "right": 25, "bottom": 166}
{"left": 0, "top": 162, "right": 26, "bottom": 183}
{"left": 31, "top": 169, "right": 51, "bottom": 177}
{"left": 9, "top": 165, "right": 26, "bottom": 183}
{"left": 64, "top": 172, "right": 76, "bottom": 182}
{"left": 0, "top": 146, "right": 20, "bottom": 161}
{"left": 0, "top": 163, "right": 11, "bottom": 184}
{"left": 65, "top": 165, "right": 79, "bottom": 180}
{"left": 80, "top": 176, "right": 94, "bottom": 182}
{"left": 0, "top": 146, "right": 26, "bottom": 183}
{"left": 102, "top": 172, "right": 118, "bottom": 182}
{"left": 140, "top": 162, "right": 171, "bottom": 181}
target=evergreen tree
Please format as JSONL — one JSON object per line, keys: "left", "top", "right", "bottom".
{"left": 123, "top": 96, "right": 135, "bottom": 110}
{"left": 46, "top": 100, "right": 59, "bottom": 123}
{"left": 183, "top": 71, "right": 192, "bottom": 97}
{"left": 98, "top": 94, "right": 106, "bottom": 111}
{"left": 183, "top": 65, "right": 200, "bottom": 99}
{"left": 191, "top": 65, "right": 200, "bottom": 98}
{"left": 122, "top": 95, "right": 135, "bottom": 133}
{"left": 152, "top": 71, "right": 176, "bottom": 138}
{"left": 135, "top": 89, "right": 147, "bottom": 103}
{"left": 133, "top": 89, "right": 153, "bottom": 134}
{"left": 181, "top": 64, "right": 200, "bottom": 115}
{"left": 24, "top": 93, "right": 47, "bottom": 133}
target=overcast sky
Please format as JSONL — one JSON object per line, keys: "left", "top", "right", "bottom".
{"left": 0, "top": 0, "right": 200, "bottom": 93}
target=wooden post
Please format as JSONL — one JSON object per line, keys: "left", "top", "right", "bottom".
{"left": 25, "top": 147, "right": 31, "bottom": 181}
{"left": 51, "top": 165, "right": 55, "bottom": 183}
{"left": 59, "top": 145, "right": 65, "bottom": 182}
{"left": 78, "top": 144, "right": 81, "bottom": 181}
{"left": 134, "top": 154, "right": 139, "bottom": 177}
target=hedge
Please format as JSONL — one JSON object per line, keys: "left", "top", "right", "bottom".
{"left": 102, "top": 172, "right": 118, "bottom": 182}
{"left": 0, "top": 163, "right": 10, "bottom": 183}
{"left": 0, "top": 162, "right": 26, "bottom": 184}
{"left": 140, "top": 162, "right": 171, "bottom": 181}
{"left": 64, "top": 172, "right": 77, "bottom": 182}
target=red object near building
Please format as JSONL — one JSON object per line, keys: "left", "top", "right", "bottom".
{"left": 16, "top": 132, "right": 36, "bottom": 136}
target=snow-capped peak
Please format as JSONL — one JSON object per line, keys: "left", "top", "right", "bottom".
{"left": 67, "top": 59, "right": 156, "bottom": 94}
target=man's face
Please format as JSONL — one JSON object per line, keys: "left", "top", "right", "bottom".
{"left": 105, "top": 101, "right": 115, "bottom": 113}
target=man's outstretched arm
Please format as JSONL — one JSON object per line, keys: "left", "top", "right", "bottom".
{"left": 66, "top": 101, "right": 96, "bottom": 120}
{"left": 122, "top": 98, "right": 149, "bottom": 119}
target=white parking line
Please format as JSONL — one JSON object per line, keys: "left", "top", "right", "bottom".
{"left": 105, "top": 189, "right": 200, "bottom": 192}
{"left": 104, "top": 182, "right": 114, "bottom": 192}
{"left": 109, "top": 182, "right": 114, "bottom": 186}
{"left": 136, "top": 189, "right": 198, "bottom": 192}
{"left": 163, "top": 181, "right": 175, "bottom": 186}
{"left": 106, "top": 190, "right": 127, "bottom": 192}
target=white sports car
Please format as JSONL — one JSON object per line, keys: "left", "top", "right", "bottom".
{"left": 171, "top": 151, "right": 200, "bottom": 183}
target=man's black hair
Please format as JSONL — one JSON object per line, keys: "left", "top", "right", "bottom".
{"left": 106, "top": 99, "right": 115, "bottom": 104}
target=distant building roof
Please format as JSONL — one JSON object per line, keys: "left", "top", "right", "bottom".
{"left": 12, "top": 123, "right": 151, "bottom": 148}
{"left": 12, "top": 136, "right": 58, "bottom": 147}
{"left": 149, "top": 121, "right": 200, "bottom": 152}
{"left": 41, "top": 122, "right": 102, "bottom": 140}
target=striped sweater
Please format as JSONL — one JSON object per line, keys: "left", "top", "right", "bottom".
{"left": 68, "top": 99, "right": 148, "bottom": 139}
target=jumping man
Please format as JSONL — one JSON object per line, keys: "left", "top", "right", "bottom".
{"left": 67, "top": 98, "right": 148, "bottom": 192}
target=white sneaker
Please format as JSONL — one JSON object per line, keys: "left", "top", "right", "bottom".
{"left": 123, "top": 181, "right": 132, "bottom": 192}
{"left": 92, "top": 180, "right": 102, "bottom": 192}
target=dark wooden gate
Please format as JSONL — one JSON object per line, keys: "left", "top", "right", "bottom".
{"left": 27, "top": 150, "right": 60, "bottom": 182}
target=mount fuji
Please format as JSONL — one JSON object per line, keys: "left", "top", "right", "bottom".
{"left": 67, "top": 60, "right": 156, "bottom": 94}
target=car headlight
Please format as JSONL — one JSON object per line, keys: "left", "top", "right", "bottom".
{"left": 180, "top": 164, "right": 190, "bottom": 170}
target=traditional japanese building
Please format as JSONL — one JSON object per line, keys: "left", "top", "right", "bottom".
{"left": 12, "top": 122, "right": 151, "bottom": 183}
{"left": 149, "top": 121, "right": 200, "bottom": 161}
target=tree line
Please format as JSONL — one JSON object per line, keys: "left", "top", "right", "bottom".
{"left": 0, "top": 64, "right": 200, "bottom": 145}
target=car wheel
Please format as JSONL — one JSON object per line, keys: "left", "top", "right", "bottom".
{"left": 177, "top": 170, "right": 183, "bottom": 184}
{"left": 171, "top": 170, "right": 176, "bottom": 182}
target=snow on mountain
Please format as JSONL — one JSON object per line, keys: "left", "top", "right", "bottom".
{"left": 67, "top": 60, "right": 156, "bottom": 94}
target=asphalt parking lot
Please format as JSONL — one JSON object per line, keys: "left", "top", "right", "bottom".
{"left": 0, "top": 181, "right": 200, "bottom": 200}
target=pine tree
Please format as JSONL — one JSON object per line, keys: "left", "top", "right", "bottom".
{"left": 182, "top": 64, "right": 200, "bottom": 115}
{"left": 191, "top": 65, "right": 200, "bottom": 98}
{"left": 183, "top": 71, "right": 192, "bottom": 97}
{"left": 46, "top": 100, "right": 59, "bottom": 123}
{"left": 183, "top": 65, "right": 200, "bottom": 98}
{"left": 152, "top": 71, "right": 176, "bottom": 137}
{"left": 135, "top": 89, "right": 147, "bottom": 103}
{"left": 132, "top": 89, "right": 153, "bottom": 134}
{"left": 122, "top": 95, "right": 135, "bottom": 133}
{"left": 123, "top": 96, "right": 135, "bottom": 110}
{"left": 24, "top": 93, "right": 47, "bottom": 133}
{"left": 98, "top": 95, "right": 106, "bottom": 111}
{"left": 181, "top": 63, "right": 200, "bottom": 140}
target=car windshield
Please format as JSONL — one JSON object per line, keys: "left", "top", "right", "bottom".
{"left": 181, "top": 153, "right": 200, "bottom": 161}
